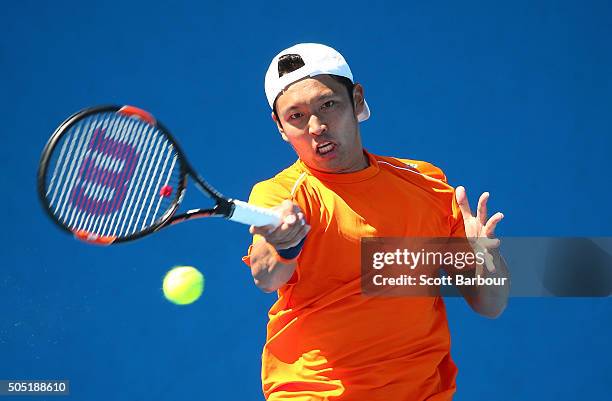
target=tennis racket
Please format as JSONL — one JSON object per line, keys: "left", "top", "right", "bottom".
{"left": 38, "top": 105, "right": 281, "bottom": 245}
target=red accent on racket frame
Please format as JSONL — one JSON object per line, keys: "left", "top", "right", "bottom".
{"left": 117, "top": 105, "right": 156, "bottom": 125}
{"left": 73, "top": 229, "right": 117, "bottom": 245}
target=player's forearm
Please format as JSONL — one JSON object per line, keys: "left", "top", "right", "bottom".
{"left": 466, "top": 250, "right": 510, "bottom": 318}
{"left": 249, "top": 240, "right": 297, "bottom": 293}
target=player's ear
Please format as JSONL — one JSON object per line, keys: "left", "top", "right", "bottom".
{"left": 352, "top": 83, "right": 365, "bottom": 118}
{"left": 271, "top": 111, "right": 289, "bottom": 142}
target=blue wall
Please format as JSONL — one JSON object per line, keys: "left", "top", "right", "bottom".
{"left": 1, "top": 1, "right": 610, "bottom": 399}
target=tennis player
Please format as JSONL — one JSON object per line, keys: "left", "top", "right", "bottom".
{"left": 242, "top": 43, "right": 509, "bottom": 401}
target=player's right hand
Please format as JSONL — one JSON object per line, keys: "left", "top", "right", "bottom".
{"left": 249, "top": 199, "right": 310, "bottom": 250}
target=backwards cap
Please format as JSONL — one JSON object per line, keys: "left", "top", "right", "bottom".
{"left": 264, "top": 43, "right": 370, "bottom": 122}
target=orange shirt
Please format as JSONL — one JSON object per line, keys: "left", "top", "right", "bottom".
{"left": 243, "top": 150, "right": 466, "bottom": 401}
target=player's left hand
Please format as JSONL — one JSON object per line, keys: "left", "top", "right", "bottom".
{"left": 455, "top": 186, "right": 504, "bottom": 273}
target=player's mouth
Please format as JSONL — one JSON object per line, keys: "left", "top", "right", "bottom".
{"left": 315, "top": 141, "right": 337, "bottom": 157}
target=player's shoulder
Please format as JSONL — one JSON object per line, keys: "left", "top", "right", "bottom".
{"left": 249, "top": 160, "right": 306, "bottom": 201}
{"left": 374, "top": 154, "right": 448, "bottom": 183}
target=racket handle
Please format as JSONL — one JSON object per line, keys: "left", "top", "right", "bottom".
{"left": 229, "top": 200, "right": 282, "bottom": 227}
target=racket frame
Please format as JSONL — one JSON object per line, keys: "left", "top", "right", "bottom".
{"left": 38, "top": 105, "right": 236, "bottom": 244}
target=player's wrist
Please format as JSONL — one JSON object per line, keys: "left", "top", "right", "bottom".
{"left": 275, "top": 237, "right": 306, "bottom": 262}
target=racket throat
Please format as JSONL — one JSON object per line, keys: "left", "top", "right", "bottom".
{"left": 215, "top": 198, "right": 235, "bottom": 217}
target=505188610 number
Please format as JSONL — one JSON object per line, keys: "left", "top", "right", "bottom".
{"left": 0, "top": 380, "right": 70, "bottom": 395}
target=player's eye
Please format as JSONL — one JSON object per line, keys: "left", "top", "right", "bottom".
{"left": 289, "top": 112, "right": 303, "bottom": 120}
{"left": 321, "top": 100, "right": 335, "bottom": 109}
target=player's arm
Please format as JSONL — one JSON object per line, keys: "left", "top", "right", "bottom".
{"left": 249, "top": 200, "right": 310, "bottom": 293}
{"left": 446, "top": 246, "right": 510, "bottom": 318}
{"left": 468, "top": 248, "right": 510, "bottom": 318}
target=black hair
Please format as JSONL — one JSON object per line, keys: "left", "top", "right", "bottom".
{"left": 272, "top": 53, "right": 355, "bottom": 123}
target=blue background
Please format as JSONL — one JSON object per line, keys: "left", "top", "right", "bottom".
{"left": 1, "top": 0, "right": 610, "bottom": 400}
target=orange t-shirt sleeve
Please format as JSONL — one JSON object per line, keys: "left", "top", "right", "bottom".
{"left": 411, "top": 161, "right": 471, "bottom": 276}
{"left": 397, "top": 158, "right": 464, "bottom": 235}
{"left": 408, "top": 159, "right": 465, "bottom": 236}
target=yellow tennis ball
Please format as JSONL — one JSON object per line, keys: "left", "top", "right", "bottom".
{"left": 162, "top": 266, "right": 204, "bottom": 305}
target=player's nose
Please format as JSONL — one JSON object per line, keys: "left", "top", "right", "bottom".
{"left": 308, "top": 115, "right": 327, "bottom": 136}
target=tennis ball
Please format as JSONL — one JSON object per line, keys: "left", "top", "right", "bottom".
{"left": 162, "top": 266, "right": 204, "bottom": 305}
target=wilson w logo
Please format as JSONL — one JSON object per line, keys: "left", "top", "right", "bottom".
{"left": 70, "top": 128, "right": 139, "bottom": 215}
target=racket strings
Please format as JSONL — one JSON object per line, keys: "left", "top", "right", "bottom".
{"left": 75, "top": 114, "right": 128, "bottom": 231}
{"left": 44, "top": 112, "right": 182, "bottom": 239}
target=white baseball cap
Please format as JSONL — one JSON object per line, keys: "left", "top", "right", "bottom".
{"left": 265, "top": 43, "right": 371, "bottom": 122}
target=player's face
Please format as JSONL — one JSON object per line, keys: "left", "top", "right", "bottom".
{"left": 273, "top": 75, "right": 368, "bottom": 173}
